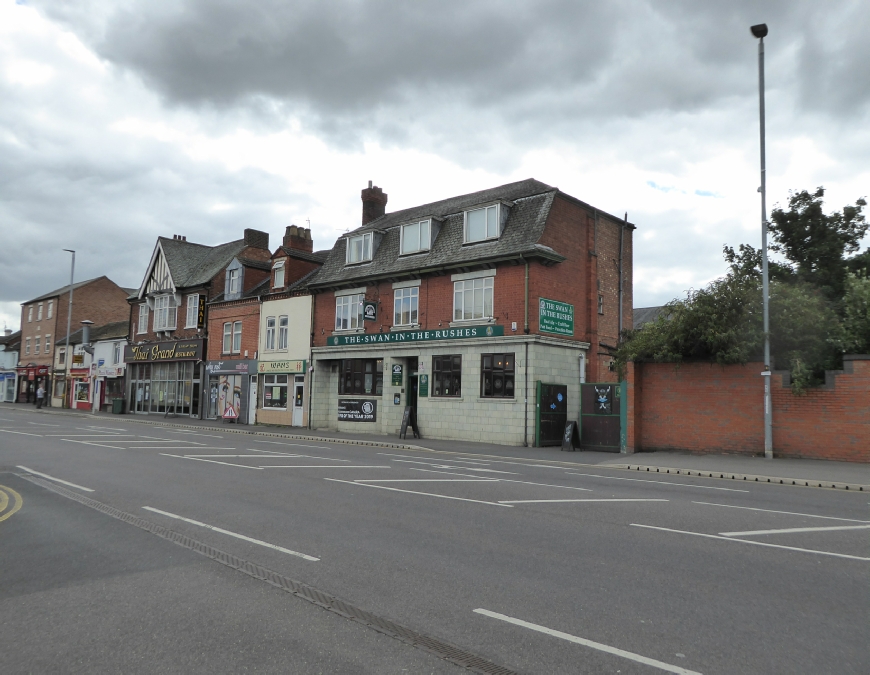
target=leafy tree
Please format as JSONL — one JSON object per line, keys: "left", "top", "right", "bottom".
{"left": 768, "top": 188, "right": 867, "bottom": 298}
{"left": 842, "top": 272, "right": 870, "bottom": 354}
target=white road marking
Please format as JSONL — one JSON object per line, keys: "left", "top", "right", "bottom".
{"left": 324, "top": 478, "right": 513, "bottom": 507}
{"left": 410, "top": 468, "right": 499, "bottom": 479}
{"left": 156, "top": 430, "right": 227, "bottom": 439}
{"left": 500, "top": 499, "right": 669, "bottom": 504}
{"left": 17, "top": 465, "right": 95, "bottom": 492}
{"left": 82, "top": 426, "right": 127, "bottom": 431}
{"left": 160, "top": 454, "right": 263, "bottom": 469}
{"left": 0, "top": 429, "right": 42, "bottom": 436}
{"left": 494, "top": 478, "right": 593, "bottom": 492}
{"left": 263, "top": 465, "right": 392, "bottom": 469}
{"left": 631, "top": 524, "right": 870, "bottom": 562}
{"left": 567, "top": 472, "right": 749, "bottom": 493}
{"left": 692, "top": 501, "right": 870, "bottom": 523}
{"left": 112, "top": 440, "right": 207, "bottom": 445}
{"left": 60, "top": 439, "right": 125, "bottom": 449}
{"left": 252, "top": 439, "right": 333, "bottom": 449}
{"left": 27, "top": 422, "right": 60, "bottom": 426}
{"left": 142, "top": 507, "right": 319, "bottom": 561}
{"left": 353, "top": 479, "right": 496, "bottom": 483}
{"left": 720, "top": 524, "right": 870, "bottom": 537}
{"left": 391, "top": 459, "right": 519, "bottom": 474}
{"left": 186, "top": 454, "right": 302, "bottom": 458}
{"left": 46, "top": 434, "right": 130, "bottom": 437}
{"left": 379, "top": 452, "right": 492, "bottom": 465}
{"left": 474, "top": 609, "right": 702, "bottom": 675}
{"left": 136, "top": 446, "right": 236, "bottom": 450}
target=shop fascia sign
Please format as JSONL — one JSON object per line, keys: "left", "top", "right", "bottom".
{"left": 124, "top": 339, "right": 204, "bottom": 363}
{"left": 539, "top": 297, "right": 574, "bottom": 336}
{"left": 257, "top": 360, "right": 307, "bottom": 374}
{"left": 206, "top": 359, "right": 257, "bottom": 375}
{"left": 327, "top": 325, "right": 504, "bottom": 347}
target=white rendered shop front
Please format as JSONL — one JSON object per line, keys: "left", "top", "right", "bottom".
{"left": 256, "top": 359, "right": 308, "bottom": 427}
{"left": 310, "top": 326, "right": 588, "bottom": 446}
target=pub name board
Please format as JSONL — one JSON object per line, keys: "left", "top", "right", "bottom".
{"left": 328, "top": 325, "right": 504, "bottom": 347}
{"left": 539, "top": 298, "right": 574, "bottom": 336}
{"left": 124, "top": 339, "right": 204, "bottom": 363}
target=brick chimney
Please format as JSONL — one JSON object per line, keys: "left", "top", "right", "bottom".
{"left": 361, "top": 181, "right": 388, "bottom": 225}
{"left": 283, "top": 225, "right": 313, "bottom": 253}
{"left": 243, "top": 228, "right": 269, "bottom": 250}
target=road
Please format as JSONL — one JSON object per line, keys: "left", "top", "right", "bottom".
{"left": 1, "top": 407, "right": 867, "bottom": 674}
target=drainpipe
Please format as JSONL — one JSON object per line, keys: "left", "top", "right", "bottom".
{"left": 523, "top": 259, "right": 530, "bottom": 446}
{"left": 618, "top": 213, "right": 626, "bottom": 340}
{"left": 308, "top": 293, "right": 315, "bottom": 429}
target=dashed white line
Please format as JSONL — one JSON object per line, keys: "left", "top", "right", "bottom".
{"left": 692, "top": 501, "right": 870, "bottom": 523}
{"left": 142, "top": 506, "right": 319, "bottom": 561}
{"left": 17, "top": 465, "right": 95, "bottom": 492}
{"left": 263, "top": 465, "right": 392, "bottom": 469}
{"left": 352, "top": 479, "right": 495, "bottom": 483}
{"left": 631, "top": 524, "right": 870, "bottom": 562}
{"left": 0, "top": 429, "right": 42, "bottom": 437}
{"left": 720, "top": 524, "right": 870, "bottom": 537}
{"left": 324, "top": 478, "right": 513, "bottom": 507}
{"left": 474, "top": 609, "right": 702, "bottom": 674}
{"left": 567, "top": 472, "right": 749, "bottom": 493}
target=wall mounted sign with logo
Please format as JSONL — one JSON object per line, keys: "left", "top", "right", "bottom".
{"left": 539, "top": 298, "right": 574, "bottom": 336}
{"left": 207, "top": 359, "right": 258, "bottom": 375}
{"left": 328, "top": 325, "right": 504, "bottom": 347}
{"left": 197, "top": 295, "right": 207, "bottom": 329}
{"left": 257, "top": 360, "right": 306, "bottom": 374}
{"left": 418, "top": 373, "right": 429, "bottom": 397}
{"left": 124, "top": 339, "right": 204, "bottom": 363}
{"left": 391, "top": 363, "right": 403, "bottom": 386}
{"left": 363, "top": 301, "right": 377, "bottom": 322}
{"left": 338, "top": 398, "right": 377, "bottom": 422}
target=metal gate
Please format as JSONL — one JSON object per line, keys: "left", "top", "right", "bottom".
{"left": 580, "top": 382, "right": 625, "bottom": 452}
{"left": 535, "top": 381, "right": 568, "bottom": 446}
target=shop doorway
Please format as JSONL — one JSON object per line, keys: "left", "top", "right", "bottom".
{"left": 407, "top": 371, "right": 419, "bottom": 427}
{"left": 292, "top": 375, "right": 304, "bottom": 426}
{"left": 248, "top": 376, "right": 257, "bottom": 424}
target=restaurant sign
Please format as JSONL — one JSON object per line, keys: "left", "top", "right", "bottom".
{"left": 328, "top": 325, "right": 504, "bottom": 347}
{"left": 257, "top": 360, "right": 306, "bottom": 374}
{"left": 539, "top": 298, "right": 574, "bottom": 336}
{"left": 124, "top": 339, "right": 204, "bottom": 363}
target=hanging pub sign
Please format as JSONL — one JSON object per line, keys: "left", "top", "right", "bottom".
{"left": 338, "top": 399, "right": 377, "bottom": 422}
{"left": 328, "top": 325, "right": 504, "bottom": 347}
{"left": 124, "top": 339, "right": 204, "bottom": 363}
{"left": 363, "top": 301, "right": 377, "bottom": 322}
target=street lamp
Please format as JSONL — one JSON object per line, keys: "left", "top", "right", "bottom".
{"left": 751, "top": 23, "right": 773, "bottom": 459}
{"left": 63, "top": 249, "right": 75, "bottom": 409}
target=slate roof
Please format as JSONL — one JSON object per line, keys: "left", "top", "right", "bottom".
{"left": 633, "top": 306, "right": 666, "bottom": 328}
{"left": 311, "top": 179, "right": 566, "bottom": 289}
{"left": 0, "top": 330, "right": 21, "bottom": 347}
{"left": 275, "top": 247, "right": 331, "bottom": 264}
{"left": 59, "top": 320, "right": 129, "bottom": 346}
{"left": 25, "top": 277, "right": 106, "bottom": 304}
{"left": 160, "top": 237, "right": 248, "bottom": 288}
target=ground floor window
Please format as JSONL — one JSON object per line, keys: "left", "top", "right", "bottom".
{"left": 481, "top": 353, "right": 515, "bottom": 398}
{"left": 53, "top": 379, "right": 65, "bottom": 397}
{"left": 432, "top": 355, "right": 461, "bottom": 397}
{"left": 262, "top": 374, "right": 288, "bottom": 408}
{"left": 339, "top": 358, "right": 383, "bottom": 396}
{"left": 103, "top": 378, "right": 124, "bottom": 400}
{"left": 74, "top": 380, "right": 89, "bottom": 403}
{"left": 208, "top": 374, "right": 243, "bottom": 418}
{"left": 129, "top": 361, "right": 199, "bottom": 415}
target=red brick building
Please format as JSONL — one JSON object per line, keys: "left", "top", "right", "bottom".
{"left": 307, "top": 179, "right": 633, "bottom": 445}
{"left": 124, "top": 229, "right": 272, "bottom": 417}
{"left": 17, "top": 276, "right": 131, "bottom": 405}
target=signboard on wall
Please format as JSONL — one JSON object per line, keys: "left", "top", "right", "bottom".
{"left": 328, "top": 325, "right": 504, "bottom": 347}
{"left": 363, "top": 301, "right": 377, "bottom": 322}
{"left": 338, "top": 399, "right": 377, "bottom": 422}
{"left": 257, "top": 360, "right": 306, "bottom": 374}
{"left": 391, "top": 363, "right": 403, "bottom": 386}
{"left": 124, "top": 339, "right": 204, "bottom": 363}
{"left": 197, "top": 295, "right": 207, "bottom": 329}
{"left": 539, "top": 298, "right": 574, "bottom": 336}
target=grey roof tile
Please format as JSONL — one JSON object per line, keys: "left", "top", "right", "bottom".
{"left": 25, "top": 277, "right": 106, "bottom": 304}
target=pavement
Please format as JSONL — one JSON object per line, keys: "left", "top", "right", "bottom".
{"left": 4, "top": 401, "right": 867, "bottom": 488}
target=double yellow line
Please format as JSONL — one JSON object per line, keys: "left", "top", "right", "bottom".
{"left": 0, "top": 484, "right": 23, "bottom": 523}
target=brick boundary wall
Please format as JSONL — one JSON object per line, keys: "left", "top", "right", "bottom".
{"left": 625, "top": 356, "right": 869, "bottom": 462}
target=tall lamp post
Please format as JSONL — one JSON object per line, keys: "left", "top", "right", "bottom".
{"left": 63, "top": 249, "right": 75, "bottom": 409}
{"left": 751, "top": 23, "right": 773, "bottom": 459}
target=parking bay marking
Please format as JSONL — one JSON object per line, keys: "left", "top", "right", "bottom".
{"left": 567, "top": 472, "right": 749, "bottom": 493}
{"left": 142, "top": 506, "right": 319, "bottom": 561}
{"left": 720, "top": 524, "right": 870, "bottom": 537}
{"left": 407, "top": 468, "right": 595, "bottom": 492}
{"left": 631, "top": 524, "right": 870, "bottom": 562}
{"left": 391, "top": 459, "right": 519, "bottom": 474}
{"left": 161, "top": 454, "right": 263, "bottom": 469}
{"left": 16, "top": 465, "right": 94, "bottom": 492}
{"left": 60, "top": 439, "right": 125, "bottom": 449}
{"left": 474, "top": 609, "right": 702, "bottom": 675}
{"left": 692, "top": 501, "right": 870, "bottom": 523}
{"left": 324, "top": 478, "right": 513, "bottom": 507}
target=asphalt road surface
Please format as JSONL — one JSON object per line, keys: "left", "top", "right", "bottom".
{"left": 1, "top": 408, "right": 867, "bottom": 674}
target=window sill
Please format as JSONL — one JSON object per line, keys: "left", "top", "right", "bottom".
{"left": 397, "top": 250, "right": 430, "bottom": 258}
{"left": 461, "top": 237, "right": 499, "bottom": 246}
{"left": 391, "top": 324, "right": 419, "bottom": 331}
{"left": 259, "top": 406, "right": 287, "bottom": 411}
{"left": 448, "top": 319, "right": 495, "bottom": 328}
{"left": 478, "top": 397, "right": 517, "bottom": 403}
{"left": 332, "top": 329, "right": 366, "bottom": 335}
{"left": 428, "top": 396, "right": 463, "bottom": 402}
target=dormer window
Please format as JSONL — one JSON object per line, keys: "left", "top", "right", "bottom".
{"left": 228, "top": 268, "right": 240, "bottom": 294}
{"left": 464, "top": 204, "right": 500, "bottom": 243}
{"left": 346, "top": 232, "right": 373, "bottom": 264}
{"left": 273, "top": 260, "right": 285, "bottom": 288}
{"left": 400, "top": 220, "right": 431, "bottom": 255}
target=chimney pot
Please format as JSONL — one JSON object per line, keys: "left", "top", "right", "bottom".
{"left": 283, "top": 224, "right": 314, "bottom": 253}
{"left": 361, "top": 182, "right": 388, "bottom": 225}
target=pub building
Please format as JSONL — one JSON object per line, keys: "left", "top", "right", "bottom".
{"left": 308, "top": 179, "right": 634, "bottom": 446}
{"left": 124, "top": 228, "right": 273, "bottom": 417}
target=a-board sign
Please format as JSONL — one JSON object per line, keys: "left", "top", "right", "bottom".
{"left": 561, "top": 420, "right": 580, "bottom": 451}
{"left": 399, "top": 406, "right": 420, "bottom": 439}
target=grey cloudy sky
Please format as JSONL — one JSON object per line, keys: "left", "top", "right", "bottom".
{"left": 2, "top": 0, "right": 868, "bottom": 332}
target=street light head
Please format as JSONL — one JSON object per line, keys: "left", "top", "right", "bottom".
{"left": 751, "top": 24, "right": 768, "bottom": 39}
{"left": 81, "top": 319, "right": 94, "bottom": 325}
